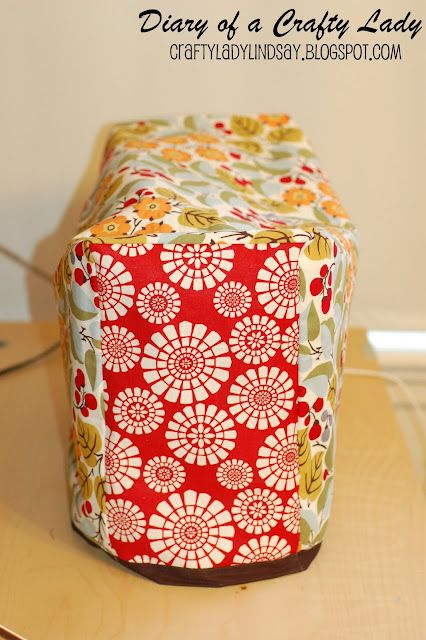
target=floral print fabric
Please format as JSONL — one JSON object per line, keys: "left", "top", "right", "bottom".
{"left": 54, "top": 113, "right": 357, "bottom": 571}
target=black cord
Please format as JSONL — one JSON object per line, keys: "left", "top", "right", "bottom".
{"left": 0, "top": 244, "right": 60, "bottom": 377}
{"left": 0, "top": 341, "right": 60, "bottom": 378}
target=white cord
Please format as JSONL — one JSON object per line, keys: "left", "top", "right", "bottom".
{"left": 345, "top": 367, "right": 426, "bottom": 480}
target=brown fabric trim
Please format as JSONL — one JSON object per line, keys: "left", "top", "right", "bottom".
{"left": 72, "top": 522, "right": 320, "bottom": 587}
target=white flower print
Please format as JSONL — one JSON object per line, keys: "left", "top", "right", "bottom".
{"left": 107, "top": 499, "right": 146, "bottom": 543}
{"left": 111, "top": 243, "right": 153, "bottom": 258}
{"left": 229, "top": 315, "right": 280, "bottom": 365}
{"left": 216, "top": 459, "right": 253, "bottom": 490}
{"left": 130, "top": 554, "right": 164, "bottom": 564}
{"left": 92, "top": 252, "right": 135, "bottom": 321}
{"left": 147, "top": 490, "right": 235, "bottom": 568}
{"left": 136, "top": 281, "right": 181, "bottom": 324}
{"left": 227, "top": 365, "right": 294, "bottom": 429}
{"left": 282, "top": 492, "right": 301, "bottom": 535}
{"left": 160, "top": 244, "right": 234, "bottom": 290}
{"left": 231, "top": 488, "right": 283, "bottom": 534}
{"left": 105, "top": 428, "right": 142, "bottom": 495}
{"left": 213, "top": 281, "right": 252, "bottom": 318}
{"left": 112, "top": 387, "right": 164, "bottom": 435}
{"left": 255, "top": 246, "right": 301, "bottom": 319}
{"left": 102, "top": 326, "right": 141, "bottom": 373}
{"left": 141, "top": 321, "right": 232, "bottom": 405}
{"left": 166, "top": 404, "right": 237, "bottom": 466}
{"left": 256, "top": 425, "right": 298, "bottom": 491}
{"left": 143, "top": 455, "right": 186, "bottom": 493}
{"left": 281, "top": 320, "right": 299, "bottom": 366}
{"left": 233, "top": 535, "right": 291, "bottom": 564}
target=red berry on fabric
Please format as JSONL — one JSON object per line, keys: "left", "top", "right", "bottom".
{"left": 309, "top": 423, "right": 322, "bottom": 440}
{"left": 302, "top": 165, "right": 314, "bottom": 173}
{"left": 295, "top": 177, "right": 305, "bottom": 185}
{"left": 333, "top": 243, "right": 338, "bottom": 257}
{"left": 74, "top": 390, "right": 81, "bottom": 405}
{"left": 86, "top": 263, "right": 92, "bottom": 274}
{"left": 328, "top": 272, "right": 333, "bottom": 286}
{"left": 215, "top": 122, "right": 224, "bottom": 128}
{"left": 74, "top": 268, "right": 85, "bottom": 285}
{"left": 75, "top": 369, "right": 85, "bottom": 389}
{"left": 323, "top": 469, "right": 329, "bottom": 480}
{"left": 229, "top": 152, "right": 241, "bottom": 159}
{"left": 320, "top": 265, "right": 328, "bottom": 277}
{"left": 85, "top": 394, "right": 97, "bottom": 410}
{"left": 322, "top": 293, "right": 331, "bottom": 314}
{"left": 93, "top": 296, "right": 100, "bottom": 308}
{"left": 82, "top": 501, "right": 92, "bottom": 516}
{"left": 81, "top": 406, "right": 89, "bottom": 418}
{"left": 298, "top": 401, "right": 310, "bottom": 417}
{"left": 75, "top": 242, "right": 84, "bottom": 259}
{"left": 280, "top": 176, "right": 292, "bottom": 183}
{"left": 313, "top": 398, "right": 324, "bottom": 412}
{"left": 298, "top": 385, "right": 307, "bottom": 397}
{"left": 310, "top": 278, "right": 323, "bottom": 296}
{"left": 90, "top": 276, "right": 98, "bottom": 292}
{"left": 304, "top": 415, "right": 311, "bottom": 426}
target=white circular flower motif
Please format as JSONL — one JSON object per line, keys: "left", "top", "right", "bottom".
{"left": 282, "top": 320, "right": 299, "bottom": 366}
{"left": 111, "top": 243, "right": 153, "bottom": 258}
{"left": 256, "top": 425, "right": 298, "bottom": 491}
{"left": 213, "top": 281, "right": 252, "bottom": 318}
{"left": 255, "top": 246, "right": 301, "bottom": 319}
{"left": 102, "top": 326, "right": 141, "bottom": 373}
{"left": 229, "top": 315, "right": 280, "bottom": 365}
{"left": 160, "top": 244, "right": 234, "bottom": 290}
{"left": 112, "top": 387, "right": 164, "bottom": 435}
{"left": 233, "top": 535, "right": 291, "bottom": 564}
{"left": 166, "top": 404, "right": 236, "bottom": 466}
{"left": 92, "top": 252, "right": 135, "bottom": 321}
{"left": 107, "top": 498, "right": 146, "bottom": 543}
{"left": 231, "top": 488, "right": 283, "bottom": 534}
{"left": 216, "top": 458, "right": 253, "bottom": 490}
{"left": 130, "top": 554, "right": 164, "bottom": 565}
{"left": 227, "top": 366, "right": 295, "bottom": 430}
{"left": 136, "top": 282, "right": 181, "bottom": 324}
{"left": 143, "top": 456, "right": 186, "bottom": 493}
{"left": 105, "top": 428, "right": 142, "bottom": 495}
{"left": 283, "top": 492, "right": 301, "bottom": 535}
{"left": 141, "top": 321, "right": 231, "bottom": 405}
{"left": 147, "top": 490, "right": 235, "bottom": 568}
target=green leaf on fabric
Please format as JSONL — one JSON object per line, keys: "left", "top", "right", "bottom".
{"left": 312, "top": 521, "right": 329, "bottom": 546}
{"left": 299, "top": 517, "right": 312, "bottom": 546}
{"left": 304, "top": 362, "right": 334, "bottom": 381}
{"left": 325, "top": 425, "right": 336, "bottom": 471}
{"left": 317, "top": 476, "right": 332, "bottom": 514}
{"left": 171, "top": 233, "right": 206, "bottom": 244}
{"left": 69, "top": 294, "right": 97, "bottom": 322}
{"left": 76, "top": 418, "right": 102, "bottom": 468}
{"left": 298, "top": 428, "right": 311, "bottom": 469}
{"left": 85, "top": 349, "right": 97, "bottom": 390}
{"left": 183, "top": 115, "right": 197, "bottom": 130}
{"left": 300, "top": 451, "right": 324, "bottom": 500}
{"left": 307, "top": 302, "right": 320, "bottom": 342}
{"left": 178, "top": 207, "right": 222, "bottom": 229}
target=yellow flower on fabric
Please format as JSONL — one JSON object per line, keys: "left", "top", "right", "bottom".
{"left": 160, "top": 135, "right": 189, "bottom": 145}
{"left": 259, "top": 114, "right": 290, "bottom": 127}
{"left": 321, "top": 200, "right": 349, "bottom": 219}
{"left": 90, "top": 215, "right": 130, "bottom": 237}
{"left": 124, "top": 140, "right": 158, "bottom": 150}
{"left": 196, "top": 146, "right": 227, "bottom": 161}
{"left": 134, "top": 196, "right": 171, "bottom": 220}
{"left": 161, "top": 148, "right": 191, "bottom": 162}
{"left": 190, "top": 133, "right": 219, "bottom": 144}
{"left": 318, "top": 181, "right": 338, "bottom": 199}
{"left": 144, "top": 221, "right": 173, "bottom": 233}
{"left": 283, "top": 188, "right": 316, "bottom": 206}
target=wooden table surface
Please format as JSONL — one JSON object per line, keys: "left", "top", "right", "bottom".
{"left": 0, "top": 324, "right": 425, "bottom": 640}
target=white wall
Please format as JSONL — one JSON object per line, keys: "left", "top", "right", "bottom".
{"left": 1, "top": 0, "right": 425, "bottom": 328}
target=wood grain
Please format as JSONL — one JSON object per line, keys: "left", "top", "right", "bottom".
{"left": 0, "top": 324, "right": 424, "bottom": 640}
